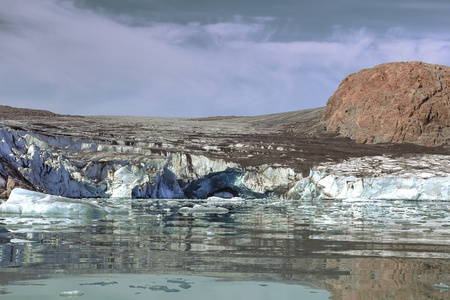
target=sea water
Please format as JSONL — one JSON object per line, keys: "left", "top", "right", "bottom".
{"left": 1, "top": 197, "right": 450, "bottom": 299}
{"left": 2, "top": 274, "right": 329, "bottom": 300}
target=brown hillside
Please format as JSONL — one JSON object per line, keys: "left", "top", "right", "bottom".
{"left": 323, "top": 62, "right": 450, "bottom": 147}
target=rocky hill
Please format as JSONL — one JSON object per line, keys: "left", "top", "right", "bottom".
{"left": 0, "top": 62, "right": 449, "bottom": 200}
{"left": 323, "top": 61, "right": 450, "bottom": 146}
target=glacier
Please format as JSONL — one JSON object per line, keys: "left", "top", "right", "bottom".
{"left": 0, "top": 124, "right": 300, "bottom": 199}
{"left": 0, "top": 123, "right": 449, "bottom": 201}
{"left": 288, "top": 155, "right": 450, "bottom": 200}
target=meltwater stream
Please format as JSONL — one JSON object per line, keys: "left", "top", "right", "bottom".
{"left": 1, "top": 198, "right": 450, "bottom": 299}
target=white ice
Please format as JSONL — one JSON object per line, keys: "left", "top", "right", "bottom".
{"left": 289, "top": 155, "right": 450, "bottom": 200}
{"left": 179, "top": 204, "right": 229, "bottom": 214}
{"left": 0, "top": 188, "right": 108, "bottom": 218}
{"left": 60, "top": 290, "right": 85, "bottom": 297}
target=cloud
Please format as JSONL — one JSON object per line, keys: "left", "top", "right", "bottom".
{"left": 0, "top": 0, "right": 449, "bottom": 117}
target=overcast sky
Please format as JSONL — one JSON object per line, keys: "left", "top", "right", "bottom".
{"left": 1, "top": 0, "right": 449, "bottom": 117}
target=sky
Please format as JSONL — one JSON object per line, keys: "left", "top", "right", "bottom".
{"left": 0, "top": 0, "right": 449, "bottom": 117}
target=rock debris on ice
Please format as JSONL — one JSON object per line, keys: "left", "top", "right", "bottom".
{"left": 0, "top": 101, "right": 449, "bottom": 201}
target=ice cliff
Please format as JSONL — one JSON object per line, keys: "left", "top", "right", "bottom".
{"left": 0, "top": 124, "right": 298, "bottom": 199}
{"left": 289, "top": 155, "right": 450, "bottom": 200}
{"left": 0, "top": 123, "right": 449, "bottom": 200}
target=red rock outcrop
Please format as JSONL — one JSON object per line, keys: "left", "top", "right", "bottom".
{"left": 322, "top": 61, "right": 450, "bottom": 147}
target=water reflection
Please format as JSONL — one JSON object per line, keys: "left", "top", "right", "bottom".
{"left": 1, "top": 198, "right": 450, "bottom": 299}
{"left": 1, "top": 274, "right": 330, "bottom": 300}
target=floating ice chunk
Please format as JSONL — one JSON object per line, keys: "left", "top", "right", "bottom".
{"left": 60, "top": 290, "right": 84, "bottom": 297}
{"left": 179, "top": 204, "right": 229, "bottom": 214}
{"left": 10, "top": 238, "right": 33, "bottom": 243}
{"left": 432, "top": 283, "right": 450, "bottom": 290}
{"left": 79, "top": 280, "right": 118, "bottom": 286}
{"left": 207, "top": 196, "right": 243, "bottom": 201}
{"left": 148, "top": 285, "right": 180, "bottom": 292}
{"left": 206, "top": 196, "right": 244, "bottom": 208}
{"left": 0, "top": 188, "right": 107, "bottom": 218}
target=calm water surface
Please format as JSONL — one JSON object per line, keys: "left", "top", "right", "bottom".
{"left": 1, "top": 198, "right": 450, "bottom": 299}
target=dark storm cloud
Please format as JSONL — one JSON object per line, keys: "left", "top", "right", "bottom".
{"left": 0, "top": 0, "right": 449, "bottom": 116}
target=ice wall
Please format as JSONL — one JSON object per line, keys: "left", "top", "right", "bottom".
{"left": 1, "top": 125, "right": 449, "bottom": 200}
{"left": 0, "top": 126, "right": 298, "bottom": 199}
{"left": 288, "top": 156, "right": 450, "bottom": 200}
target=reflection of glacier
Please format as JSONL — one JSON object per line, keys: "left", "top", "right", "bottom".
{"left": 1, "top": 125, "right": 449, "bottom": 200}
{"left": 1, "top": 198, "right": 450, "bottom": 299}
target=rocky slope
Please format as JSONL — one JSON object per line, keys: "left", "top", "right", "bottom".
{"left": 0, "top": 62, "right": 449, "bottom": 200}
{"left": 323, "top": 61, "right": 450, "bottom": 146}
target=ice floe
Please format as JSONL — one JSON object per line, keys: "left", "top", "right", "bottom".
{"left": 59, "top": 290, "right": 84, "bottom": 297}
{"left": 178, "top": 204, "right": 229, "bottom": 214}
{"left": 0, "top": 188, "right": 108, "bottom": 217}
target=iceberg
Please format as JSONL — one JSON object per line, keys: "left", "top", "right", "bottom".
{"left": 432, "top": 283, "right": 450, "bottom": 290}
{"left": 178, "top": 204, "right": 229, "bottom": 214}
{"left": 0, "top": 188, "right": 108, "bottom": 218}
{"left": 60, "top": 290, "right": 85, "bottom": 297}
